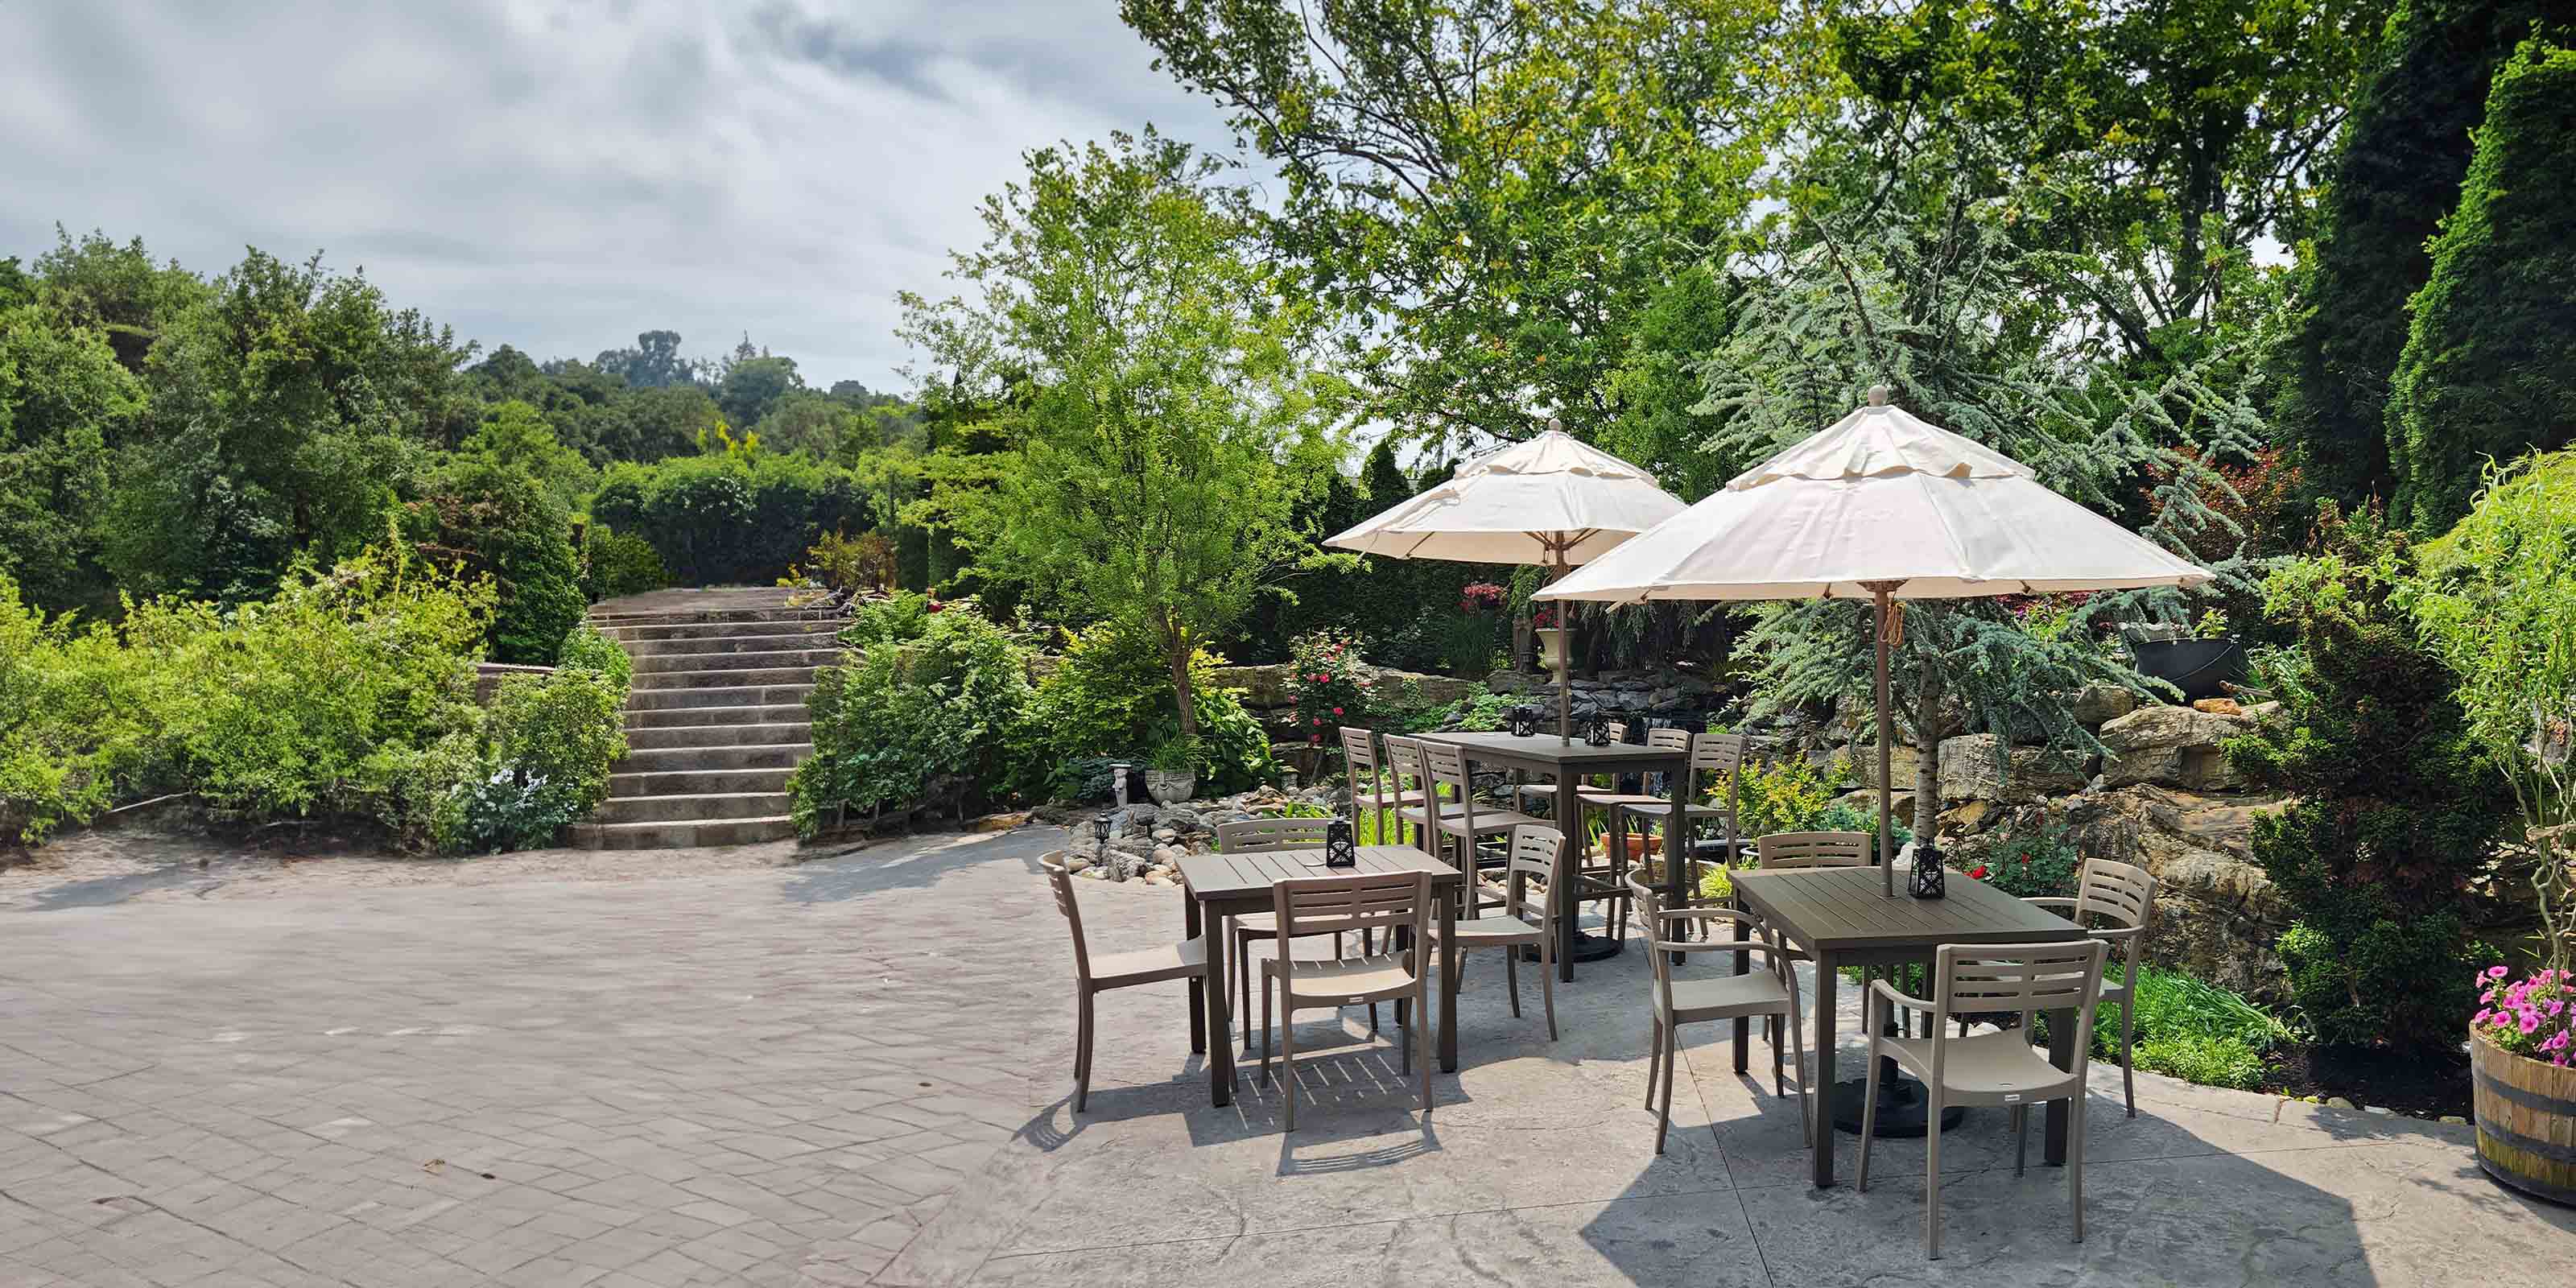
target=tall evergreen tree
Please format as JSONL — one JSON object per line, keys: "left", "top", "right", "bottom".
{"left": 2269, "top": 0, "right": 2564, "bottom": 506}
{"left": 2386, "top": 38, "right": 2576, "bottom": 533}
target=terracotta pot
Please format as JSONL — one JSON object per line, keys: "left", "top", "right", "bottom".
{"left": 1595, "top": 833, "right": 1662, "bottom": 861}
{"left": 2471, "top": 1029, "right": 2576, "bottom": 1206}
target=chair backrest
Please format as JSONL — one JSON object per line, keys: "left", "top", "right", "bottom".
{"left": 1043, "top": 861, "right": 1092, "bottom": 983}
{"left": 1933, "top": 938, "right": 2108, "bottom": 1067}
{"left": 1339, "top": 725, "right": 1383, "bottom": 794}
{"left": 1758, "top": 831, "right": 1871, "bottom": 869}
{"left": 2073, "top": 857, "right": 2156, "bottom": 980}
{"left": 1690, "top": 733, "right": 1747, "bottom": 808}
{"left": 1215, "top": 817, "right": 1331, "bottom": 852}
{"left": 1645, "top": 905, "right": 1794, "bottom": 997}
{"left": 1420, "top": 741, "right": 1481, "bottom": 837}
{"left": 1644, "top": 727, "right": 1691, "bottom": 753}
{"left": 1502, "top": 825, "right": 1567, "bottom": 925}
{"left": 1272, "top": 869, "right": 1430, "bottom": 944}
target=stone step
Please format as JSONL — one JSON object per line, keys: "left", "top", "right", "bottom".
{"left": 625, "top": 683, "right": 815, "bottom": 712}
{"left": 622, "top": 722, "right": 811, "bottom": 751}
{"left": 633, "top": 647, "right": 840, "bottom": 675}
{"left": 593, "top": 791, "right": 791, "bottom": 825}
{"left": 625, "top": 703, "right": 811, "bottom": 730}
{"left": 630, "top": 665, "right": 820, "bottom": 692}
{"left": 597, "top": 619, "right": 849, "bottom": 645}
{"left": 616, "top": 742, "right": 811, "bottom": 773}
{"left": 617, "top": 630, "right": 844, "bottom": 657}
{"left": 589, "top": 606, "right": 844, "bottom": 630}
{"left": 609, "top": 766, "right": 795, "bottom": 798}
{"left": 567, "top": 816, "right": 798, "bottom": 849}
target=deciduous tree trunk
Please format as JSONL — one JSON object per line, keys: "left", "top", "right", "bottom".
{"left": 1162, "top": 613, "right": 1199, "bottom": 740}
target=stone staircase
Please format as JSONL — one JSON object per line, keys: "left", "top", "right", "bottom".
{"left": 570, "top": 589, "right": 845, "bottom": 849}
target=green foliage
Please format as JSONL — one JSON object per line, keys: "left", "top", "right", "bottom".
{"left": 588, "top": 451, "right": 869, "bottom": 586}
{"left": 1281, "top": 630, "right": 1375, "bottom": 751}
{"left": 1961, "top": 824, "right": 2083, "bottom": 899}
{"left": 2386, "top": 38, "right": 2576, "bottom": 534}
{"left": 2413, "top": 452, "right": 2576, "bottom": 978}
{"left": 1193, "top": 687, "right": 1278, "bottom": 795}
{"left": 0, "top": 302, "right": 139, "bottom": 617}
{"left": 1026, "top": 619, "right": 1273, "bottom": 799}
{"left": 787, "top": 530, "right": 896, "bottom": 597}
{"left": 578, "top": 523, "right": 668, "bottom": 602}
{"left": 1732, "top": 755, "right": 1851, "bottom": 841}
{"left": 2227, "top": 506, "right": 2507, "bottom": 1047}
{"left": 901, "top": 128, "right": 1347, "bottom": 741}
{"left": 405, "top": 456, "right": 585, "bottom": 664}
{"left": 786, "top": 602, "right": 1038, "bottom": 832}
{"left": 433, "top": 624, "right": 630, "bottom": 853}
{"left": 2273, "top": 0, "right": 2566, "bottom": 506}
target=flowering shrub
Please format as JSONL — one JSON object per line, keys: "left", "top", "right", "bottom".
{"left": 1963, "top": 824, "right": 2083, "bottom": 898}
{"left": 1459, "top": 581, "right": 1507, "bottom": 613}
{"left": 1282, "top": 629, "right": 1374, "bottom": 748}
{"left": 2474, "top": 965, "right": 2575, "bottom": 1066}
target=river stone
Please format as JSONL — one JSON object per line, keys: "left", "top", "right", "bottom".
{"left": 2098, "top": 704, "right": 2256, "bottom": 792}
{"left": 1936, "top": 733, "right": 2088, "bottom": 803}
{"left": 2070, "top": 683, "right": 2139, "bottom": 728}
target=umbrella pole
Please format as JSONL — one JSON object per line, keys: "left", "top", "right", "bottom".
{"left": 1554, "top": 559, "right": 1572, "bottom": 746}
{"left": 1871, "top": 584, "right": 1897, "bottom": 900}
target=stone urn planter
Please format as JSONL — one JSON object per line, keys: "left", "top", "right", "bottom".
{"left": 1145, "top": 770, "right": 1197, "bottom": 804}
{"left": 2471, "top": 1030, "right": 2576, "bottom": 1205}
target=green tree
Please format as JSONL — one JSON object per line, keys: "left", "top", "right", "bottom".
{"left": 462, "top": 400, "right": 595, "bottom": 511}
{"left": 0, "top": 304, "right": 141, "bottom": 616}
{"left": 2271, "top": 0, "right": 2565, "bottom": 506}
{"left": 714, "top": 351, "right": 802, "bottom": 429}
{"left": 406, "top": 457, "right": 586, "bottom": 665}
{"left": 900, "top": 130, "right": 1345, "bottom": 738}
{"left": 2384, "top": 38, "right": 2576, "bottom": 534}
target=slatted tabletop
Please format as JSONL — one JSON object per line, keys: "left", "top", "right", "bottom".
{"left": 1732, "top": 864, "right": 2085, "bottom": 953}
{"left": 1176, "top": 844, "right": 1460, "bottom": 905}
{"left": 1414, "top": 729, "right": 1687, "bottom": 771}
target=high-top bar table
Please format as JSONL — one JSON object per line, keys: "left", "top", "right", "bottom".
{"left": 1730, "top": 863, "right": 2089, "bottom": 1188}
{"left": 1175, "top": 844, "right": 1465, "bottom": 1108}
{"left": 1412, "top": 729, "right": 1692, "bottom": 981}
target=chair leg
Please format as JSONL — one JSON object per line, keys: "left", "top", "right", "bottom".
{"left": 1539, "top": 935, "right": 1558, "bottom": 1042}
{"left": 2013, "top": 1103, "right": 2028, "bottom": 1176}
{"left": 2120, "top": 1001, "right": 2137, "bottom": 1117}
{"left": 1770, "top": 1014, "right": 1785, "bottom": 1099}
{"left": 1857, "top": 1036, "right": 1882, "bottom": 1191}
{"left": 1279, "top": 990, "right": 1297, "bottom": 1133}
{"left": 1786, "top": 1004, "right": 1811, "bottom": 1143}
{"left": 1260, "top": 965, "right": 1274, "bottom": 1080}
{"left": 1924, "top": 1086, "right": 1946, "bottom": 1261}
{"left": 1505, "top": 947, "right": 1521, "bottom": 1018}
{"left": 1416, "top": 979, "right": 1432, "bottom": 1116}
{"left": 1653, "top": 1020, "right": 1678, "bottom": 1154}
{"left": 2070, "top": 1092, "right": 2087, "bottom": 1243}
{"left": 1367, "top": 927, "right": 1380, "bottom": 1036}
{"left": 1072, "top": 991, "right": 1094, "bottom": 1114}
{"left": 1237, "top": 934, "right": 1254, "bottom": 1054}
{"left": 1643, "top": 1015, "right": 1662, "bottom": 1108}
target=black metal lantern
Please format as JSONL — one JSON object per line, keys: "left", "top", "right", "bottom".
{"left": 1621, "top": 715, "right": 1647, "bottom": 745}
{"left": 1509, "top": 706, "right": 1538, "bottom": 737}
{"left": 1325, "top": 818, "right": 1358, "bottom": 867}
{"left": 1909, "top": 843, "right": 1947, "bottom": 899}
{"left": 1584, "top": 713, "right": 1613, "bottom": 746}
{"left": 1092, "top": 813, "right": 1113, "bottom": 852}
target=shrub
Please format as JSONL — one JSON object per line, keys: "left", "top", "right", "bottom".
{"left": 407, "top": 456, "right": 586, "bottom": 663}
{"left": 1027, "top": 618, "right": 1274, "bottom": 798}
{"left": 786, "top": 603, "right": 1038, "bottom": 832}
{"left": 429, "top": 624, "right": 630, "bottom": 852}
{"left": 590, "top": 452, "right": 869, "bottom": 586}
{"left": 2112, "top": 967, "right": 2293, "bottom": 1092}
{"left": 1282, "top": 629, "right": 1375, "bottom": 754}
{"left": 1732, "top": 754, "right": 1847, "bottom": 840}
{"left": 2226, "top": 506, "right": 2508, "bottom": 1048}
{"left": 1961, "top": 823, "right": 2083, "bottom": 899}
{"left": 580, "top": 523, "right": 669, "bottom": 601}
{"left": 787, "top": 530, "right": 897, "bottom": 597}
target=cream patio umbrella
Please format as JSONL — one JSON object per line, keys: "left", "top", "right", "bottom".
{"left": 1327, "top": 422, "right": 1687, "bottom": 742}
{"left": 1537, "top": 386, "right": 2211, "bottom": 898}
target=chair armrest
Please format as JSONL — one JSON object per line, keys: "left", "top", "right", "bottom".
{"left": 2088, "top": 924, "right": 2143, "bottom": 944}
{"left": 1868, "top": 977, "right": 1937, "bottom": 1018}
{"left": 2023, "top": 897, "right": 2078, "bottom": 912}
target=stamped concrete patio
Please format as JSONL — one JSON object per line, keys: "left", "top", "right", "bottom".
{"left": 2, "top": 827, "right": 2568, "bottom": 1286}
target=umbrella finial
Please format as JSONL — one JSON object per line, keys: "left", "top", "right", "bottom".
{"left": 1547, "top": 416, "right": 1564, "bottom": 435}
{"left": 1868, "top": 384, "right": 1891, "bottom": 407}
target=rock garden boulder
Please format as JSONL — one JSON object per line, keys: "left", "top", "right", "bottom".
{"left": 1936, "top": 733, "right": 2089, "bottom": 803}
{"left": 2097, "top": 704, "right": 2257, "bottom": 792}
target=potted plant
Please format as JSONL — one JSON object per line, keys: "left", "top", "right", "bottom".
{"left": 1144, "top": 736, "right": 1200, "bottom": 804}
{"left": 1533, "top": 605, "right": 1565, "bottom": 671}
{"left": 2469, "top": 963, "right": 2576, "bottom": 1203}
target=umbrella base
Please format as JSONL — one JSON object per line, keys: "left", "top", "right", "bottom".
{"left": 1518, "top": 930, "right": 1622, "bottom": 964}
{"left": 1829, "top": 1073, "right": 1966, "bottom": 1137}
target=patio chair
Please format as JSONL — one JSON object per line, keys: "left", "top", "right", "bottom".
{"left": 1513, "top": 726, "right": 1694, "bottom": 945}
{"left": 1858, "top": 938, "right": 2109, "bottom": 1259}
{"left": 1214, "top": 818, "right": 1374, "bottom": 1050}
{"left": 2017, "top": 857, "right": 2157, "bottom": 1116}
{"left": 1428, "top": 825, "right": 1567, "bottom": 1040}
{"left": 1625, "top": 872, "right": 1810, "bottom": 1154}
{"left": 1612, "top": 732, "right": 1748, "bottom": 912}
{"left": 1338, "top": 726, "right": 1398, "bottom": 844}
{"left": 1380, "top": 736, "right": 1464, "bottom": 849}
{"left": 1043, "top": 860, "right": 1208, "bottom": 1114}
{"left": 1259, "top": 869, "right": 1435, "bottom": 1131}
{"left": 1414, "top": 741, "right": 1546, "bottom": 912}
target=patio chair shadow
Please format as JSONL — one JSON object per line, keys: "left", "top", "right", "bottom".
{"left": 776, "top": 826, "right": 1060, "bottom": 905}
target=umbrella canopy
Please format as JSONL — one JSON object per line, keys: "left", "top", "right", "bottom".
{"left": 1327, "top": 427, "right": 1686, "bottom": 741}
{"left": 1538, "top": 387, "right": 2211, "bottom": 896}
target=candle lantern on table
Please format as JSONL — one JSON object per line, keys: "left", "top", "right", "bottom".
{"left": 1324, "top": 819, "right": 1358, "bottom": 867}
{"left": 1908, "top": 843, "right": 1947, "bottom": 899}
{"left": 1584, "top": 713, "right": 1613, "bottom": 746}
{"left": 1509, "top": 706, "right": 1538, "bottom": 738}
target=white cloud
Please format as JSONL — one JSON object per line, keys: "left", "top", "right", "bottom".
{"left": 0, "top": 0, "right": 1248, "bottom": 391}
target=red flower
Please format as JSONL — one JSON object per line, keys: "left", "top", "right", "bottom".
{"left": 1311, "top": 716, "right": 1322, "bottom": 725}
{"left": 1967, "top": 865, "right": 1990, "bottom": 880}
{"left": 1331, "top": 707, "right": 1344, "bottom": 716}
{"left": 926, "top": 600, "right": 945, "bottom": 613}
{"left": 1309, "top": 734, "right": 1323, "bottom": 744}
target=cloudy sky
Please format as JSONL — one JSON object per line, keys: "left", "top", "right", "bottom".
{"left": 1, "top": 0, "right": 1248, "bottom": 393}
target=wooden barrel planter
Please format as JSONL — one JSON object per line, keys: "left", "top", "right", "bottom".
{"left": 2471, "top": 1030, "right": 2576, "bottom": 1205}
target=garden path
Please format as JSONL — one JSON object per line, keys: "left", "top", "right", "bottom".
{"left": 2, "top": 828, "right": 2568, "bottom": 1286}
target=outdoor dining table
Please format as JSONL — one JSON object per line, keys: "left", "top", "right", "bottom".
{"left": 1176, "top": 844, "right": 1466, "bottom": 1108}
{"left": 1411, "top": 729, "right": 1693, "bottom": 981}
{"left": 1729, "top": 862, "right": 2091, "bottom": 1188}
